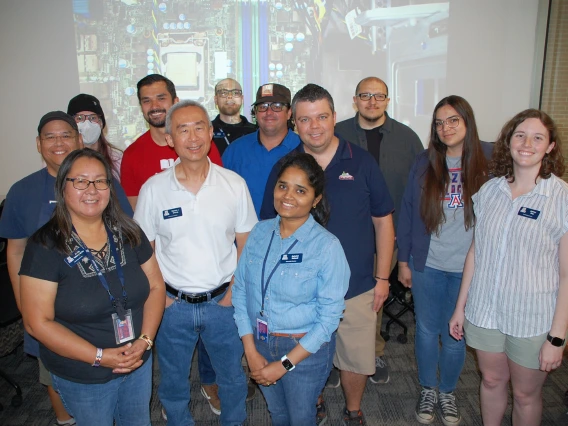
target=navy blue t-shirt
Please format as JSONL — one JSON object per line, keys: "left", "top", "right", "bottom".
{"left": 0, "top": 168, "right": 134, "bottom": 356}
{"left": 260, "top": 137, "right": 394, "bottom": 299}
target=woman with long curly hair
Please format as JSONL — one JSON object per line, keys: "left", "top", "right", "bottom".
{"left": 398, "top": 95, "right": 492, "bottom": 425}
{"left": 450, "top": 109, "right": 568, "bottom": 426}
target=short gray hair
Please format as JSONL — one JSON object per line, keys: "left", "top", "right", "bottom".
{"left": 165, "top": 100, "right": 211, "bottom": 134}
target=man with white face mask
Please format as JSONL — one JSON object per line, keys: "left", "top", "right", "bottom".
{"left": 67, "top": 94, "right": 123, "bottom": 180}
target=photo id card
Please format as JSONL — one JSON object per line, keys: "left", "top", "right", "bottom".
{"left": 256, "top": 317, "right": 268, "bottom": 341}
{"left": 112, "top": 309, "right": 134, "bottom": 344}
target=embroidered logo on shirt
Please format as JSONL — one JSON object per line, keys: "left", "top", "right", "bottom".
{"left": 338, "top": 172, "right": 354, "bottom": 181}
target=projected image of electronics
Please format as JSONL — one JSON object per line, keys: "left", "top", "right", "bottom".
{"left": 72, "top": 0, "right": 448, "bottom": 147}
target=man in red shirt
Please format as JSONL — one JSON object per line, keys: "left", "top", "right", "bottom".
{"left": 121, "top": 74, "right": 222, "bottom": 209}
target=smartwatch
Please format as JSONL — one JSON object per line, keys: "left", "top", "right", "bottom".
{"left": 546, "top": 334, "right": 566, "bottom": 347}
{"left": 281, "top": 355, "right": 295, "bottom": 371}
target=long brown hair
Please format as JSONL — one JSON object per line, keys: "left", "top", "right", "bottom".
{"left": 420, "top": 96, "right": 489, "bottom": 235}
{"left": 96, "top": 132, "right": 122, "bottom": 178}
{"left": 32, "top": 149, "right": 141, "bottom": 254}
{"left": 490, "top": 109, "right": 565, "bottom": 181}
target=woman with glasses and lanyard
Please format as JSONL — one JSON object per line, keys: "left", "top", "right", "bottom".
{"left": 450, "top": 109, "right": 567, "bottom": 426}
{"left": 397, "top": 96, "right": 492, "bottom": 425}
{"left": 68, "top": 94, "right": 123, "bottom": 181}
{"left": 232, "top": 153, "right": 350, "bottom": 425}
{"left": 19, "top": 149, "right": 165, "bottom": 425}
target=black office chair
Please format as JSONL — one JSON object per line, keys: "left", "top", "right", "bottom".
{"left": 0, "top": 199, "right": 24, "bottom": 410}
{"left": 380, "top": 266, "right": 415, "bottom": 344}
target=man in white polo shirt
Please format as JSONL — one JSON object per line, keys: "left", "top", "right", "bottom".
{"left": 134, "top": 100, "right": 257, "bottom": 426}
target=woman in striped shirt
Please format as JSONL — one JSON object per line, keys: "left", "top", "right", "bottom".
{"left": 450, "top": 109, "right": 568, "bottom": 426}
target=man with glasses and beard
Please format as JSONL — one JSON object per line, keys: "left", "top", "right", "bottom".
{"left": 334, "top": 77, "right": 423, "bottom": 387}
{"left": 120, "top": 74, "right": 222, "bottom": 210}
{"left": 222, "top": 83, "right": 300, "bottom": 216}
{"left": 211, "top": 78, "right": 257, "bottom": 156}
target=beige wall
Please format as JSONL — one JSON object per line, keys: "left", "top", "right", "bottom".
{"left": 541, "top": 0, "right": 568, "bottom": 181}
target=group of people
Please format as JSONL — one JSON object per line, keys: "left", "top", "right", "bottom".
{"left": 0, "top": 71, "right": 565, "bottom": 426}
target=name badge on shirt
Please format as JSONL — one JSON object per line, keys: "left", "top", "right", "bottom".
{"left": 163, "top": 207, "right": 183, "bottom": 220}
{"left": 64, "top": 247, "right": 87, "bottom": 267}
{"left": 280, "top": 253, "right": 303, "bottom": 264}
{"left": 256, "top": 318, "right": 268, "bottom": 341}
{"left": 214, "top": 129, "right": 226, "bottom": 138}
{"left": 518, "top": 207, "right": 540, "bottom": 220}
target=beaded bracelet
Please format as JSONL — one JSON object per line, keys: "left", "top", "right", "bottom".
{"left": 92, "top": 348, "right": 103, "bottom": 367}
{"left": 138, "top": 334, "right": 154, "bottom": 351}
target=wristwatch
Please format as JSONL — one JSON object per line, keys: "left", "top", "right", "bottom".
{"left": 281, "top": 355, "right": 295, "bottom": 371}
{"left": 547, "top": 334, "right": 566, "bottom": 347}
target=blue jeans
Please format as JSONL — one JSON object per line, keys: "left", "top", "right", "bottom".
{"left": 198, "top": 338, "right": 216, "bottom": 385}
{"left": 256, "top": 333, "right": 335, "bottom": 426}
{"left": 410, "top": 258, "right": 466, "bottom": 393}
{"left": 51, "top": 357, "right": 152, "bottom": 426}
{"left": 157, "top": 290, "right": 246, "bottom": 426}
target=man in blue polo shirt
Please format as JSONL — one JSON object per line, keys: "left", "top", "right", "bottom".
{"left": 222, "top": 83, "right": 300, "bottom": 215}
{"left": 260, "top": 84, "right": 395, "bottom": 425}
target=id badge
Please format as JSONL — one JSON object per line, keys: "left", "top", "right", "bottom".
{"left": 256, "top": 317, "right": 268, "bottom": 341}
{"left": 112, "top": 309, "right": 134, "bottom": 344}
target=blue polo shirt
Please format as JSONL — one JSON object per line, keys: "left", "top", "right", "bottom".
{"left": 222, "top": 129, "right": 300, "bottom": 215}
{"left": 260, "top": 136, "right": 394, "bottom": 299}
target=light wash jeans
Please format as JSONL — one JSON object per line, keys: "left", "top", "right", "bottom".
{"left": 410, "top": 257, "right": 465, "bottom": 393}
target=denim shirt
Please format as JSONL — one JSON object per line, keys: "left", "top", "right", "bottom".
{"left": 232, "top": 215, "right": 350, "bottom": 354}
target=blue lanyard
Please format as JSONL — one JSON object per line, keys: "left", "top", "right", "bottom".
{"left": 260, "top": 231, "right": 298, "bottom": 316}
{"left": 74, "top": 226, "right": 128, "bottom": 319}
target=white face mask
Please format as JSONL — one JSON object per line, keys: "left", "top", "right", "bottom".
{"left": 77, "top": 120, "right": 102, "bottom": 145}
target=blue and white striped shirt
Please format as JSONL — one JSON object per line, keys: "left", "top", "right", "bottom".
{"left": 465, "top": 175, "right": 568, "bottom": 337}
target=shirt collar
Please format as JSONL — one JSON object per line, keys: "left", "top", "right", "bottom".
{"left": 497, "top": 174, "right": 554, "bottom": 199}
{"left": 298, "top": 136, "right": 353, "bottom": 166}
{"left": 273, "top": 214, "right": 316, "bottom": 243}
{"left": 169, "top": 157, "right": 216, "bottom": 191}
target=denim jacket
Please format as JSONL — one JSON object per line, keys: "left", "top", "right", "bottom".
{"left": 232, "top": 215, "right": 350, "bottom": 353}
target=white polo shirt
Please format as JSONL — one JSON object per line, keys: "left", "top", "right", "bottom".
{"left": 134, "top": 158, "right": 258, "bottom": 293}
{"left": 466, "top": 174, "right": 568, "bottom": 338}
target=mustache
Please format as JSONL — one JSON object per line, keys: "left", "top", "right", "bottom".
{"left": 148, "top": 108, "right": 166, "bottom": 115}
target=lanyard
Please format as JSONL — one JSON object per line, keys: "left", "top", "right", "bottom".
{"left": 260, "top": 231, "right": 298, "bottom": 316}
{"left": 74, "top": 226, "right": 128, "bottom": 319}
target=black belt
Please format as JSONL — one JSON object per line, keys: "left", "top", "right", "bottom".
{"left": 165, "top": 282, "right": 230, "bottom": 304}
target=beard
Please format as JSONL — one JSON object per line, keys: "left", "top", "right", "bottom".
{"left": 219, "top": 103, "right": 241, "bottom": 117}
{"left": 359, "top": 109, "right": 384, "bottom": 123}
{"left": 144, "top": 109, "right": 167, "bottom": 128}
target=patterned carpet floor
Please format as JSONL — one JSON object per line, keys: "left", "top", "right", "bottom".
{"left": 1, "top": 310, "right": 567, "bottom": 425}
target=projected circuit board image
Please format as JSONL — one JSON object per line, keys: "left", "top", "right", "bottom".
{"left": 73, "top": 0, "right": 448, "bottom": 147}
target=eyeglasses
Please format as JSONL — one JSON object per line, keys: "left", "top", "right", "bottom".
{"left": 435, "top": 116, "right": 460, "bottom": 130}
{"left": 74, "top": 114, "right": 101, "bottom": 123}
{"left": 216, "top": 89, "right": 243, "bottom": 98}
{"left": 255, "top": 102, "right": 289, "bottom": 112}
{"left": 66, "top": 178, "right": 110, "bottom": 190}
{"left": 356, "top": 93, "right": 388, "bottom": 102}
{"left": 40, "top": 134, "right": 77, "bottom": 144}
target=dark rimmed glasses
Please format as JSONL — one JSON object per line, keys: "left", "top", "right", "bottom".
{"left": 217, "top": 89, "right": 243, "bottom": 98}
{"left": 356, "top": 93, "right": 388, "bottom": 102}
{"left": 66, "top": 178, "right": 110, "bottom": 190}
{"left": 255, "top": 102, "right": 289, "bottom": 112}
